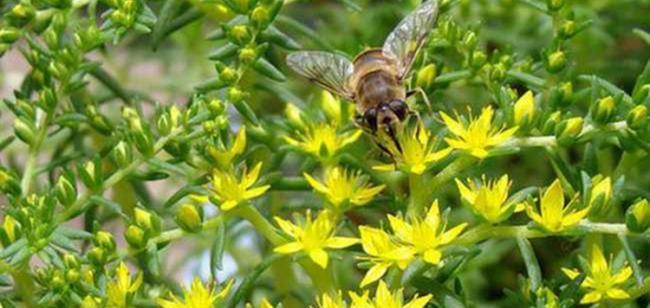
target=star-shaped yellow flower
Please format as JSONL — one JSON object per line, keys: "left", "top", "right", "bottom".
{"left": 388, "top": 200, "right": 467, "bottom": 265}
{"left": 525, "top": 179, "right": 589, "bottom": 232}
{"left": 562, "top": 244, "right": 632, "bottom": 304}
{"left": 374, "top": 122, "right": 451, "bottom": 174}
{"left": 349, "top": 280, "right": 432, "bottom": 308}
{"left": 455, "top": 174, "right": 523, "bottom": 223}
{"left": 157, "top": 278, "right": 233, "bottom": 308}
{"left": 106, "top": 262, "right": 142, "bottom": 308}
{"left": 440, "top": 106, "right": 518, "bottom": 159}
{"left": 209, "top": 162, "right": 270, "bottom": 211}
{"left": 358, "top": 226, "right": 414, "bottom": 287}
{"left": 206, "top": 126, "right": 246, "bottom": 170}
{"left": 304, "top": 167, "right": 385, "bottom": 210}
{"left": 283, "top": 122, "right": 362, "bottom": 161}
{"left": 274, "top": 210, "right": 359, "bottom": 269}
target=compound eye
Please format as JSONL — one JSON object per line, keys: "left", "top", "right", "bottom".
{"left": 388, "top": 100, "right": 408, "bottom": 120}
{"left": 363, "top": 108, "right": 378, "bottom": 131}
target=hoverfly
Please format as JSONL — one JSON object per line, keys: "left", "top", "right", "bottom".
{"left": 286, "top": 1, "right": 438, "bottom": 148}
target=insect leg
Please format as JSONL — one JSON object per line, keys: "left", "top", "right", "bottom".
{"left": 407, "top": 87, "right": 433, "bottom": 116}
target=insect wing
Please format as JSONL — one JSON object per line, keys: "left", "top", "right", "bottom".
{"left": 382, "top": 0, "right": 439, "bottom": 79}
{"left": 286, "top": 51, "right": 354, "bottom": 99}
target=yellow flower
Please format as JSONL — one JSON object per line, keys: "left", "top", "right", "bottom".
{"left": 106, "top": 262, "right": 143, "bottom": 308}
{"left": 358, "top": 226, "right": 414, "bottom": 287}
{"left": 349, "top": 280, "right": 432, "bottom": 308}
{"left": 274, "top": 210, "right": 359, "bottom": 269}
{"left": 304, "top": 167, "right": 385, "bottom": 210}
{"left": 314, "top": 292, "right": 346, "bottom": 308}
{"left": 513, "top": 90, "right": 535, "bottom": 126}
{"left": 455, "top": 174, "right": 522, "bottom": 223}
{"left": 207, "top": 126, "right": 246, "bottom": 170}
{"left": 388, "top": 200, "right": 467, "bottom": 265}
{"left": 374, "top": 122, "right": 451, "bottom": 174}
{"left": 562, "top": 244, "right": 632, "bottom": 304}
{"left": 157, "top": 278, "right": 233, "bottom": 308}
{"left": 525, "top": 179, "right": 589, "bottom": 232}
{"left": 209, "top": 162, "right": 270, "bottom": 211}
{"left": 440, "top": 106, "right": 518, "bottom": 159}
{"left": 283, "top": 122, "right": 362, "bottom": 161}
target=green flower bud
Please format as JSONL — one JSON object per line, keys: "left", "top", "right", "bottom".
{"left": 218, "top": 65, "right": 239, "bottom": 85}
{"left": 0, "top": 27, "right": 20, "bottom": 44}
{"left": 555, "top": 116, "right": 583, "bottom": 146}
{"left": 626, "top": 199, "right": 650, "bottom": 233}
{"left": 64, "top": 254, "right": 80, "bottom": 269}
{"left": 470, "top": 51, "right": 487, "bottom": 70}
{"left": 542, "top": 111, "right": 562, "bottom": 135}
{"left": 462, "top": 31, "right": 477, "bottom": 49}
{"left": 0, "top": 168, "right": 21, "bottom": 196}
{"left": 66, "top": 269, "right": 80, "bottom": 283}
{"left": 547, "top": 0, "right": 564, "bottom": 11}
{"left": 250, "top": 6, "right": 270, "bottom": 27}
{"left": 588, "top": 175, "right": 612, "bottom": 216}
{"left": 285, "top": 103, "right": 306, "bottom": 129}
{"left": 208, "top": 99, "right": 226, "bottom": 115}
{"left": 592, "top": 96, "right": 616, "bottom": 124}
{"left": 513, "top": 91, "right": 535, "bottom": 127}
{"left": 203, "top": 120, "right": 218, "bottom": 135}
{"left": 14, "top": 117, "right": 35, "bottom": 145}
{"left": 215, "top": 116, "right": 229, "bottom": 130}
{"left": 416, "top": 64, "right": 437, "bottom": 89}
{"left": 134, "top": 208, "right": 161, "bottom": 235}
{"left": 95, "top": 230, "right": 116, "bottom": 252}
{"left": 627, "top": 105, "right": 648, "bottom": 130}
{"left": 175, "top": 203, "right": 203, "bottom": 233}
{"left": 79, "top": 160, "right": 100, "bottom": 190}
{"left": 633, "top": 84, "right": 649, "bottom": 103}
{"left": 113, "top": 141, "right": 132, "bottom": 168}
{"left": 51, "top": 270, "right": 65, "bottom": 289}
{"left": 55, "top": 175, "right": 77, "bottom": 207}
{"left": 87, "top": 247, "right": 107, "bottom": 266}
{"left": 490, "top": 63, "right": 506, "bottom": 82}
{"left": 228, "top": 87, "right": 246, "bottom": 103}
{"left": 558, "top": 20, "right": 577, "bottom": 38}
{"left": 545, "top": 50, "right": 566, "bottom": 73}
{"left": 124, "top": 225, "right": 146, "bottom": 249}
{"left": 238, "top": 47, "right": 258, "bottom": 64}
{"left": 9, "top": 3, "right": 36, "bottom": 26}
{"left": 229, "top": 24, "right": 251, "bottom": 44}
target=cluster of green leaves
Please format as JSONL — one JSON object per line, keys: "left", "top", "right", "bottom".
{"left": 0, "top": 0, "right": 649, "bottom": 307}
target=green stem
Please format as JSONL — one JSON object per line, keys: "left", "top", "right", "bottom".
{"left": 235, "top": 204, "right": 282, "bottom": 245}
{"left": 152, "top": 215, "right": 226, "bottom": 244}
{"left": 505, "top": 121, "right": 629, "bottom": 149}
{"left": 20, "top": 113, "right": 52, "bottom": 195}
{"left": 407, "top": 173, "right": 426, "bottom": 218}
{"left": 617, "top": 233, "right": 644, "bottom": 286}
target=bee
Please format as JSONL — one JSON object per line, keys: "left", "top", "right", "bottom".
{"left": 286, "top": 0, "right": 438, "bottom": 148}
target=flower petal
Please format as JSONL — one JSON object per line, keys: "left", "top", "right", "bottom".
{"left": 309, "top": 248, "right": 329, "bottom": 269}
{"left": 325, "top": 237, "right": 360, "bottom": 249}
{"left": 360, "top": 263, "right": 390, "bottom": 287}
{"left": 606, "top": 288, "right": 629, "bottom": 300}
{"left": 580, "top": 291, "right": 602, "bottom": 304}
{"left": 423, "top": 249, "right": 442, "bottom": 264}
{"left": 274, "top": 242, "right": 303, "bottom": 254}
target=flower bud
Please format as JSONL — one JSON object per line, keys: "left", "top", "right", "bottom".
{"left": 81, "top": 296, "right": 101, "bottom": 308}
{"left": 134, "top": 208, "right": 161, "bottom": 235}
{"left": 79, "top": 160, "right": 100, "bottom": 190}
{"left": 2, "top": 215, "right": 21, "bottom": 243}
{"left": 9, "top": 3, "right": 36, "bottom": 26}
{"left": 55, "top": 175, "right": 77, "bottom": 207}
{"left": 513, "top": 91, "right": 535, "bottom": 127}
{"left": 87, "top": 247, "right": 107, "bottom": 266}
{"left": 175, "top": 203, "right": 203, "bottom": 233}
{"left": 555, "top": 116, "right": 583, "bottom": 146}
{"left": 238, "top": 47, "right": 258, "bottom": 64}
{"left": 113, "top": 141, "right": 132, "bottom": 168}
{"left": 588, "top": 175, "right": 612, "bottom": 216}
{"left": 285, "top": 103, "right": 306, "bottom": 129}
{"left": 228, "top": 87, "right": 246, "bottom": 103}
{"left": 592, "top": 96, "right": 616, "bottom": 124}
{"left": 320, "top": 91, "right": 342, "bottom": 123}
{"left": 490, "top": 63, "right": 506, "bottom": 82}
{"left": 542, "top": 111, "right": 561, "bottom": 135}
{"left": 203, "top": 120, "right": 218, "bottom": 135}
{"left": 217, "top": 65, "right": 239, "bottom": 85}
{"left": 95, "top": 230, "right": 116, "bottom": 252}
{"left": 545, "top": 50, "right": 566, "bottom": 73}
{"left": 51, "top": 270, "right": 65, "bottom": 289}
{"left": 558, "top": 20, "right": 577, "bottom": 39}
{"left": 124, "top": 225, "right": 146, "bottom": 249}
{"left": 250, "top": 6, "right": 270, "bottom": 27}
{"left": 0, "top": 27, "right": 20, "bottom": 44}
{"left": 416, "top": 64, "right": 437, "bottom": 89}
{"left": 626, "top": 199, "right": 650, "bottom": 233}
{"left": 0, "top": 168, "right": 21, "bottom": 196}
{"left": 626, "top": 105, "right": 647, "bottom": 130}
{"left": 470, "top": 51, "right": 487, "bottom": 70}
{"left": 633, "top": 84, "right": 649, "bottom": 103}
{"left": 64, "top": 254, "right": 80, "bottom": 269}
{"left": 14, "top": 117, "right": 35, "bottom": 145}
{"left": 547, "top": 0, "right": 564, "bottom": 11}
{"left": 229, "top": 24, "right": 251, "bottom": 44}
{"left": 462, "top": 31, "right": 477, "bottom": 49}
{"left": 208, "top": 99, "right": 226, "bottom": 115}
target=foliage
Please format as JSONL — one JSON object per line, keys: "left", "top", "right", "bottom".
{"left": 1, "top": 0, "right": 649, "bottom": 307}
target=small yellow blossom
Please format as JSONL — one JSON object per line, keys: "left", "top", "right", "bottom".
{"left": 440, "top": 106, "right": 518, "bottom": 159}
{"left": 349, "top": 280, "right": 432, "bottom": 308}
{"left": 388, "top": 200, "right": 467, "bottom": 265}
{"left": 106, "top": 262, "right": 143, "bottom": 308}
{"left": 314, "top": 292, "right": 346, "bottom": 308}
{"left": 373, "top": 122, "right": 451, "bottom": 174}
{"left": 304, "top": 167, "right": 385, "bottom": 210}
{"left": 210, "top": 162, "right": 270, "bottom": 211}
{"left": 526, "top": 179, "right": 589, "bottom": 232}
{"left": 513, "top": 91, "right": 535, "bottom": 126}
{"left": 358, "top": 226, "right": 414, "bottom": 287}
{"left": 157, "top": 277, "right": 233, "bottom": 308}
{"left": 274, "top": 210, "right": 359, "bottom": 269}
{"left": 283, "top": 123, "right": 362, "bottom": 161}
{"left": 207, "top": 126, "right": 246, "bottom": 170}
{"left": 562, "top": 244, "right": 632, "bottom": 304}
{"left": 2, "top": 215, "right": 19, "bottom": 243}
{"left": 455, "top": 174, "right": 522, "bottom": 223}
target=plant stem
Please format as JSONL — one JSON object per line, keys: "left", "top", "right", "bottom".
{"left": 235, "top": 204, "right": 282, "bottom": 245}
{"left": 407, "top": 173, "right": 425, "bottom": 218}
{"left": 20, "top": 112, "right": 52, "bottom": 195}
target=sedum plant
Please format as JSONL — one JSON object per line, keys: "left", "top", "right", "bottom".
{"left": 0, "top": 0, "right": 649, "bottom": 307}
